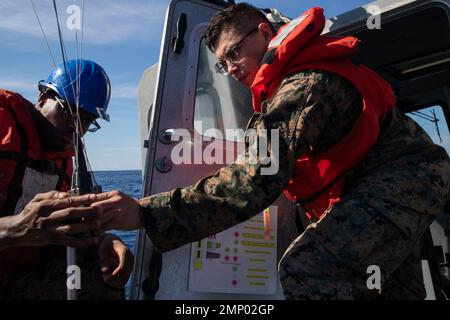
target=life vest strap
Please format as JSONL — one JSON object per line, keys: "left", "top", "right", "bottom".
{"left": 295, "top": 173, "right": 345, "bottom": 214}
{"left": 3, "top": 110, "right": 28, "bottom": 216}
{"left": 0, "top": 107, "right": 71, "bottom": 217}
{"left": 0, "top": 151, "right": 70, "bottom": 182}
{"left": 55, "top": 158, "right": 68, "bottom": 191}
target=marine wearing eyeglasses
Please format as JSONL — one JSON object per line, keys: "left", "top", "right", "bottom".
{"left": 56, "top": 4, "right": 450, "bottom": 300}
{"left": 210, "top": 11, "right": 276, "bottom": 87}
{"left": 214, "top": 27, "right": 259, "bottom": 75}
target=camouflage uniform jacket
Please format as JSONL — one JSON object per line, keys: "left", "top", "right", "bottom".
{"left": 139, "top": 69, "right": 450, "bottom": 252}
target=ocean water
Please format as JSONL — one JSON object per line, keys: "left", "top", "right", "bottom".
{"left": 94, "top": 170, "right": 142, "bottom": 299}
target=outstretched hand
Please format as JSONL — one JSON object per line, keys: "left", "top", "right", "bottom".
{"left": 9, "top": 190, "right": 100, "bottom": 248}
{"left": 90, "top": 190, "right": 143, "bottom": 232}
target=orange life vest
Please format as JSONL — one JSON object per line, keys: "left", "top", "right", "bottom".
{"left": 0, "top": 89, "right": 73, "bottom": 280}
{"left": 251, "top": 7, "right": 397, "bottom": 219}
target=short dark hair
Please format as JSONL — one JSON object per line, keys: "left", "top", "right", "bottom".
{"left": 205, "top": 3, "right": 274, "bottom": 52}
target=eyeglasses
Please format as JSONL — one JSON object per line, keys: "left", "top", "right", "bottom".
{"left": 214, "top": 28, "right": 259, "bottom": 75}
{"left": 54, "top": 96, "right": 101, "bottom": 133}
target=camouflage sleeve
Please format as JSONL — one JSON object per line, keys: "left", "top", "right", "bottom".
{"left": 139, "top": 70, "right": 363, "bottom": 252}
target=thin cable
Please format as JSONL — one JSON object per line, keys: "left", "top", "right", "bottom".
{"left": 34, "top": 0, "right": 72, "bottom": 112}
{"left": 30, "top": 0, "right": 57, "bottom": 69}
{"left": 78, "top": 0, "right": 85, "bottom": 121}
{"left": 52, "top": 0, "right": 79, "bottom": 119}
{"left": 81, "top": 0, "right": 85, "bottom": 62}
{"left": 78, "top": 0, "right": 98, "bottom": 187}
{"left": 79, "top": 0, "right": 85, "bottom": 119}
{"left": 52, "top": 0, "right": 96, "bottom": 189}
{"left": 411, "top": 110, "right": 435, "bottom": 121}
{"left": 410, "top": 109, "right": 442, "bottom": 143}
{"left": 52, "top": 0, "right": 81, "bottom": 189}
{"left": 52, "top": 0, "right": 74, "bottom": 110}
{"left": 431, "top": 109, "right": 443, "bottom": 143}
{"left": 33, "top": 0, "right": 77, "bottom": 136}
{"left": 31, "top": 0, "right": 77, "bottom": 164}
{"left": 75, "top": 0, "right": 82, "bottom": 153}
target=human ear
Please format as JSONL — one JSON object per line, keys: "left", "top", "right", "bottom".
{"left": 258, "top": 22, "right": 273, "bottom": 42}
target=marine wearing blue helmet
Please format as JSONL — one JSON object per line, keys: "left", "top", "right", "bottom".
{"left": 33, "top": 59, "right": 111, "bottom": 149}
{"left": 0, "top": 59, "right": 134, "bottom": 299}
{"left": 39, "top": 59, "right": 111, "bottom": 130}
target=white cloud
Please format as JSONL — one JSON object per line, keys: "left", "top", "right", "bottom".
{"left": 112, "top": 83, "right": 138, "bottom": 100}
{"left": 0, "top": 76, "right": 138, "bottom": 103}
{"left": 0, "top": 0, "right": 169, "bottom": 45}
{"left": 0, "top": 78, "right": 37, "bottom": 100}
{"left": 0, "top": 78, "right": 35, "bottom": 91}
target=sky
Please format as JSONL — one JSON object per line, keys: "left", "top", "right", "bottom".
{"left": 1, "top": 0, "right": 447, "bottom": 171}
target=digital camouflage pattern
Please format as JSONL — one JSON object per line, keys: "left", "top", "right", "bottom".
{"left": 279, "top": 196, "right": 435, "bottom": 299}
{"left": 139, "top": 69, "right": 450, "bottom": 299}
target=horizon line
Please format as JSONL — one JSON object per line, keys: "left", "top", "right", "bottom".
{"left": 94, "top": 168, "right": 142, "bottom": 172}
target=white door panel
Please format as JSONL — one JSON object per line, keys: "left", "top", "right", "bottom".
{"left": 133, "top": 0, "right": 298, "bottom": 300}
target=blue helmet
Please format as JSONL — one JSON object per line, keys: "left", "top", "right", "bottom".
{"left": 38, "top": 59, "right": 111, "bottom": 121}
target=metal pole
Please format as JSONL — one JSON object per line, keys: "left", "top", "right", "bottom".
{"left": 66, "top": 246, "right": 78, "bottom": 300}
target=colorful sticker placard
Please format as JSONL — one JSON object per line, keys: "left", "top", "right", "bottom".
{"left": 188, "top": 206, "right": 278, "bottom": 295}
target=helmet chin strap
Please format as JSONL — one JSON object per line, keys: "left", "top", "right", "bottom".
{"left": 54, "top": 96, "right": 79, "bottom": 129}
